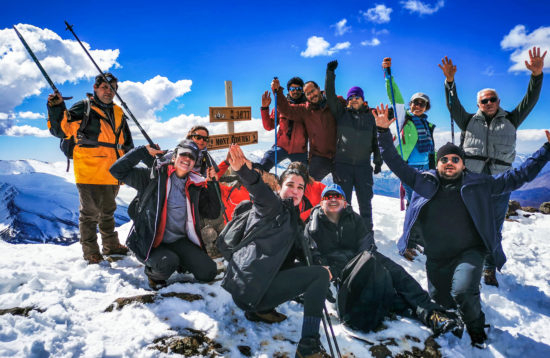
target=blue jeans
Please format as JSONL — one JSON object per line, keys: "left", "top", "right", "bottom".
{"left": 484, "top": 192, "right": 511, "bottom": 270}
{"left": 403, "top": 163, "right": 430, "bottom": 202}
{"left": 259, "top": 145, "right": 307, "bottom": 172}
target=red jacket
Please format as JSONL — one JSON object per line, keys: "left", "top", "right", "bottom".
{"left": 300, "top": 180, "right": 326, "bottom": 222}
{"left": 261, "top": 106, "right": 308, "bottom": 154}
{"left": 220, "top": 184, "right": 251, "bottom": 223}
{"left": 275, "top": 88, "right": 336, "bottom": 159}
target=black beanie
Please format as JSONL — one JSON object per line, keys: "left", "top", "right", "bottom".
{"left": 287, "top": 77, "right": 304, "bottom": 90}
{"left": 437, "top": 142, "right": 465, "bottom": 161}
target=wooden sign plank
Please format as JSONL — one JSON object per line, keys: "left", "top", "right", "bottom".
{"left": 207, "top": 131, "right": 258, "bottom": 150}
{"left": 209, "top": 106, "right": 252, "bottom": 122}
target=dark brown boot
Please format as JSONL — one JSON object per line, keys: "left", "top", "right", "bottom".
{"left": 85, "top": 253, "right": 104, "bottom": 265}
{"left": 245, "top": 309, "right": 287, "bottom": 324}
{"left": 483, "top": 268, "right": 499, "bottom": 287}
{"left": 102, "top": 243, "right": 129, "bottom": 256}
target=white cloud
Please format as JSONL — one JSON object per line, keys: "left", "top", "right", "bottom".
{"left": 0, "top": 24, "right": 120, "bottom": 114}
{"left": 482, "top": 66, "right": 495, "bottom": 77}
{"left": 17, "top": 111, "right": 45, "bottom": 119}
{"left": 332, "top": 19, "right": 351, "bottom": 36}
{"left": 361, "top": 38, "right": 381, "bottom": 47}
{"left": 300, "top": 36, "right": 351, "bottom": 58}
{"left": 361, "top": 5, "right": 393, "bottom": 24}
{"left": 4, "top": 125, "right": 49, "bottom": 137}
{"left": 401, "top": 0, "right": 444, "bottom": 15}
{"left": 501, "top": 25, "right": 550, "bottom": 73}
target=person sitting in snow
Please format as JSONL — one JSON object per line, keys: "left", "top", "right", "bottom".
{"left": 305, "top": 184, "right": 462, "bottom": 337}
{"left": 374, "top": 103, "right": 550, "bottom": 347}
{"left": 221, "top": 144, "right": 332, "bottom": 358}
{"left": 109, "top": 140, "right": 220, "bottom": 290}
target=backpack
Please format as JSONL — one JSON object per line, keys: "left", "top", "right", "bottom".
{"left": 58, "top": 98, "right": 92, "bottom": 172}
{"left": 216, "top": 200, "right": 272, "bottom": 260}
{"left": 337, "top": 251, "right": 395, "bottom": 332}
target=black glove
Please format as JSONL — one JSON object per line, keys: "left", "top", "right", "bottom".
{"left": 327, "top": 60, "right": 338, "bottom": 72}
{"left": 374, "top": 163, "right": 382, "bottom": 174}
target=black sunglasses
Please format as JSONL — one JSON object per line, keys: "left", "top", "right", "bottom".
{"left": 289, "top": 86, "right": 303, "bottom": 92}
{"left": 439, "top": 156, "right": 461, "bottom": 164}
{"left": 480, "top": 97, "right": 498, "bottom": 105}
{"left": 411, "top": 100, "right": 427, "bottom": 107}
{"left": 191, "top": 134, "right": 209, "bottom": 141}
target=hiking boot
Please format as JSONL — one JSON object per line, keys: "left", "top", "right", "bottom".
{"left": 428, "top": 310, "right": 463, "bottom": 337}
{"left": 148, "top": 277, "right": 168, "bottom": 291}
{"left": 295, "top": 335, "right": 331, "bottom": 358}
{"left": 245, "top": 309, "right": 287, "bottom": 324}
{"left": 403, "top": 248, "right": 418, "bottom": 261}
{"left": 102, "top": 244, "right": 129, "bottom": 256}
{"left": 85, "top": 253, "right": 104, "bottom": 265}
{"left": 483, "top": 268, "right": 499, "bottom": 287}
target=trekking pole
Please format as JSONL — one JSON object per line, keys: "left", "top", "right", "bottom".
{"left": 301, "top": 235, "right": 342, "bottom": 358}
{"left": 13, "top": 25, "right": 72, "bottom": 101}
{"left": 273, "top": 77, "right": 278, "bottom": 176}
{"left": 64, "top": 20, "right": 155, "bottom": 147}
{"left": 448, "top": 89, "right": 456, "bottom": 144}
{"left": 206, "top": 152, "right": 229, "bottom": 222}
{"left": 384, "top": 67, "right": 406, "bottom": 210}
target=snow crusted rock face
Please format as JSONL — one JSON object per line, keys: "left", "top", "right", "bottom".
{"left": 0, "top": 160, "right": 132, "bottom": 245}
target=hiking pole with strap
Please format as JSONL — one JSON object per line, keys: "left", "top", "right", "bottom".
{"left": 205, "top": 152, "right": 229, "bottom": 222}
{"left": 384, "top": 66, "right": 406, "bottom": 210}
{"left": 273, "top": 77, "right": 278, "bottom": 176}
{"left": 64, "top": 20, "right": 155, "bottom": 147}
{"left": 13, "top": 25, "right": 72, "bottom": 101}
{"left": 301, "top": 234, "right": 342, "bottom": 358}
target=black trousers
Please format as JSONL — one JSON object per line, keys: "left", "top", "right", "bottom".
{"left": 145, "top": 238, "right": 217, "bottom": 282}
{"left": 255, "top": 265, "right": 330, "bottom": 318}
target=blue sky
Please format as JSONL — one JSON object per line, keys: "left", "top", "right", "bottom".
{"left": 1, "top": 0, "right": 550, "bottom": 162}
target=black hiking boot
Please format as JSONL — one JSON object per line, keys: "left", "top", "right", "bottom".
{"left": 467, "top": 313, "right": 488, "bottom": 348}
{"left": 483, "top": 268, "right": 499, "bottom": 287}
{"left": 148, "top": 277, "right": 168, "bottom": 291}
{"left": 428, "top": 310, "right": 463, "bottom": 338}
{"left": 295, "top": 335, "right": 331, "bottom": 358}
{"left": 245, "top": 309, "right": 287, "bottom": 324}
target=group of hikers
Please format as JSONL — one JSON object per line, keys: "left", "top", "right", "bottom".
{"left": 46, "top": 47, "right": 549, "bottom": 357}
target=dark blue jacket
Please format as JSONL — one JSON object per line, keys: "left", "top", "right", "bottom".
{"left": 378, "top": 130, "right": 550, "bottom": 270}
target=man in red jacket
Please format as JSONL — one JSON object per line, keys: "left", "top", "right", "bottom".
{"left": 259, "top": 77, "right": 308, "bottom": 172}
{"left": 272, "top": 78, "right": 337, "bottom": 181}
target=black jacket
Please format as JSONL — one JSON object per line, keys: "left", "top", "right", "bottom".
{"left": 305, "top": 205, "right": 375, "bottom": 279}
{"left": 221, "top": 165, "right": 311, "bottom": 311}
{"left": 109, "top": 146, "right": 220, "bottom": 262}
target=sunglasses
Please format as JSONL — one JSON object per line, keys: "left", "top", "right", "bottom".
{"left": 439, "top": 156, "right": 461, "bottom": 164}
{"left": 411, "top": 100, "right": 427, "bottom": 107}
{"left": 348, "top": 95, "right": 362, "bottom": 101}
{"left": 289, "top": 86, "right": 303, "bottom": 92}
{"left": 322, "top": 193, "right": 345, "bottom": 201}
{"left": 480, "top": 97, "right": 498, "bottom": 105}
{"left": 191, "top": 134, "right": 209, "bottom": 141}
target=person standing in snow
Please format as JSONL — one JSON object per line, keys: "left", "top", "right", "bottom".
{"left": 439, "top": 47, "right": 545, "bottom": 287}
{"left": 109, "top": 140, "right": 220, "bottom": 290}
{"left": 305, "top": 184, "right": 462, "bottom": 337}
{"left": 259, "top": 77, "right": 309, "bottom": 171}
{"left": 374, "top": 103, "right": 550, "bottom": 347}
{"left": 47, "top": 73, "right": 133, "bottom": 264}
{"left": 324, "top": 60, "right": 382, "bottom": 237}
{"left": 221, "top": 144, "right": 332, "bottom": 358}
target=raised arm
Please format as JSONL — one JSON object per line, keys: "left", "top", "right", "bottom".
{"left": 260, "top": 90, "right": 275, "bottom": 130}
{"left": 325, "top": 60, "right": 345, "bottom": 118}
{"left": 439, "top": 56, "right": 473, "bottom": 131}
{"left": 110, "top": 145, "right": 164, "bottom": 191}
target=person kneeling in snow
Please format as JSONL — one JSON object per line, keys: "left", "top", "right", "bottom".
{"left": 305, "top": 184, "right": 462, "bottom": 337}
{"left": 221, "top": 144, "right": 332, "bottom": 358}
{"left": 374, "top": 104, "right": 550, "bottom": 347}
{"left": 109, "top": 140, "right": 220, "bottom": 290}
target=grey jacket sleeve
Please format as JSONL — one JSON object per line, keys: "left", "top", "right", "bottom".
{"left": 444, "top": 80, "right": 474, "bottom": 131}
{"left": 508, "top": 74, "right": 543, "bottom": 128}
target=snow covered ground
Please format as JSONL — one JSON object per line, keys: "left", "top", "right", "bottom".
{"left": 1, "top": 193, "right": 549, "bottom": 357}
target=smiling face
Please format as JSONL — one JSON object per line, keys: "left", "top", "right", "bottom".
{"left": 320, "top": 192, "right": 346, "bottom": 215}
{"left": 477, "top": 90, "right": 500, "bottom": 117}
{"left": 93, "top": 81, "right": 117, "bottom": 104}
{"left": 288, "top": 85, "right": 303, "bottom": 100}
{"left": 409, "top": 99, "right": 427, "bottom": 116}
{"left": 173, "top": 153, "right": 196, "bottom": 177}
{"left": 436, "top": 154, "right": 465, "bottom": 180}
{"left": 190, "top": 129, "right": 209, "bottom": 150}
{"left": 347, "top": 95, "right": 364, "bottom": 110}
{"left": 304, "top": 83, "right": 321, "bottom": 104}
{"left": 279, "top": 174, "right": 305, "bottom": 206}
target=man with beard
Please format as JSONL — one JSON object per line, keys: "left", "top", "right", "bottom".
{"left": 259, "top": 77, "right": 309, "bottom": 172}
{"left": 373, "top": 104, "right": 550, "bottom": 348}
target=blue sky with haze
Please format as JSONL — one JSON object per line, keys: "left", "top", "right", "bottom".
{"left": 1, "top": 0, "right": 549, "bottom": 162}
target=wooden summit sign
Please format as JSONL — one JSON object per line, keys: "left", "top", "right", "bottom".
{"left": 207, "top": 131, "right": 258, "bottom": 150}
{"left": 209, "top": 106, "right": 252, "bottom": 122}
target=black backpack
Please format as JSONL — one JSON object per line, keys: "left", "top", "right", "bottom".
{"left": 57, "top": 98, "right": 91, "bottom": 172}
{"left": 337, "top": 251, "right": 395, "bottom": 332}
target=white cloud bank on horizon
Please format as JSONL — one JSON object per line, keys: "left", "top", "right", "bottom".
{"left": 501, "top": 25, "right": 550, "bottom": 73}
{"left": 361, "top": 5, "right": 393, "bottom": 24}
{"left": 332, "top": 19, "right": 351, "bottom": 36}
{"left": 301, "top": 36, "right": 351, "bottom": 58}
{"left": 401, "top": 0, "right": 445, "bottom": 15}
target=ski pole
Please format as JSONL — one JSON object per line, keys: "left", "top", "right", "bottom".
{"left": 206, "top": 152, "right": 229, "bottom": 223}
{"left": 64, "top": 20, "right": 155, "bottom": 147}
{"left": 13, "top": 26, "right": 72, "bottom": 101}
{"left": 273, "top": 77, "right": 278, "bottom": 176}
